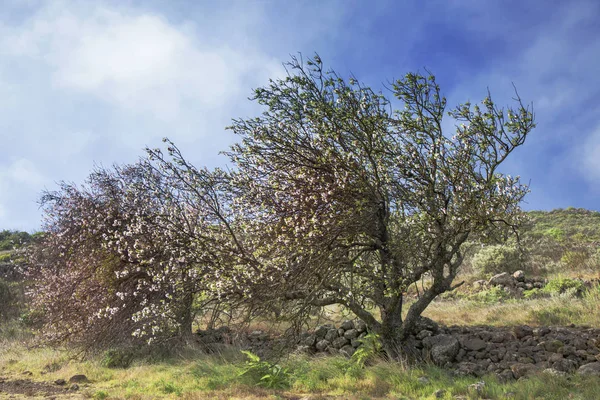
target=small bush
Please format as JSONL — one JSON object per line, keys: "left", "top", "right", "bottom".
{"left": 101, "top": 349, "right": 134, "bottom": 369}
{"left": 471, "top": 244, "right": 521, "bottom": 275}
{"left": 351, "top": 332, "right": 383, "bottom": 368}
{"left": 543, "top": 277, "right": 585, "bottom": 297}
{"left": 238, "top": 350, "right": 290, "bottom": 389}
{"left": 155, "top": 379, "right": 182, "bottom": 395}
{"left": 470, "top": 286, "right": 511, "bottom": 304}
{"left": 93, "top": 390, "right": 109, "bottom": 400}
{"left": 523, "top": 288, "right": 546, "bottom": 300}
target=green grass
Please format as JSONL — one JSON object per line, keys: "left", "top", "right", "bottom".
{"left": 2, "top": 341, "right": 600, "bottom": 399}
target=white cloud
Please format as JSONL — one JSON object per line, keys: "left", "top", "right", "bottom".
{"left": 0, "top": 0, "right": 345, "bottom": 230}
{"left": 1, "top": 4, "right": 282, "bottom": 122}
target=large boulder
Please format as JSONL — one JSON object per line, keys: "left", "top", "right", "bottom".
{"left": 423, "top": 334, "right": 461, "bottom": 365}
{"left": 488, "top": 272, "right": 515, "bottom": 287}
{"left": 577, "top": 362, "right": 600, "bottom": 376}
{"left": 513, "top": 270, "right": 525, "bottom": 282}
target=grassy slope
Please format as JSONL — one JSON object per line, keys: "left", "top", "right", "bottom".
{"left": 2, "top": 343, "right": 600, "bottom": 400}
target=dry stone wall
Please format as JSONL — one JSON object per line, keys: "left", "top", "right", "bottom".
{"left": 196, "top": 317, "right": 600, "bottom": 380}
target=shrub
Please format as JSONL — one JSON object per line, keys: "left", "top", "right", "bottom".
{"left": 470, "top": 286, "right": 511, "bottom": 303}
{"left": 543, "top": 277, "right": 585, "bottom": 297}
{"left": 471, "top": 244, "right": 521, "bottom": 275}
{"left": 101, "top": 348, "right": 135, "bottom": 369}
{"left": 351, "top": 332, "right": 383, "bottom": 368}
{"left": 238, "top": 350, "right": 290, "bottom": 389}
{"left": 523, "top": 288, "right": 546, "bottom": 300}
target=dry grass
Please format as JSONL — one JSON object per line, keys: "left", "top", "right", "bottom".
{"left": 425, "top": 286, "right": 600, "bottom": 327}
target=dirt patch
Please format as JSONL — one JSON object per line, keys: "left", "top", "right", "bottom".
{"left": 0, "top": 377, "right": 83, "bottom": 398}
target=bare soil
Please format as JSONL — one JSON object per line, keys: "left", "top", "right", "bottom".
{"left": 0, "top": 377, "right": 83, "bottom": 399}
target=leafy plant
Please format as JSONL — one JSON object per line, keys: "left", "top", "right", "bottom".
{"left": 238, "top": 350, "right": 290, "bottom": 389}
{"left": 543, "top": 277, "right": 585, "bottom": 297}
{"left": 101, "top": 348, "right": 134, "bottom": 369}
{"left": 351, "top": 332, "right": 383, "bottom": 368}
{"left": 470, "top": 286, "right": 511, "bottom": 304}
{"left": 471, "top": 244, "right": 521, "bottom": 275}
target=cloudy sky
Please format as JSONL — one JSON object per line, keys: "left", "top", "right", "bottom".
{"left": 1, "top": 0, "right": 599, "bottom": 231}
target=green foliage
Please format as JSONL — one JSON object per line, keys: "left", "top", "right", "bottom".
{"left": 471, "top": 244, "right": 521, "bottom": 275}
{"left": 101, "top": 348, "right": 135, "bottom": 369}
{"left": 543, "top": 227, "right": 565, "bottom": 241}
{"left": 528, "top": 209, "right": 600, "bottom": 243}
{"left": 0, "top": 230, "right": 32, "bottom": 251}
{"left": 92, "top": 390, "right": 109, "bottom": 400}
{"left": 470, "top": 286, "right": 511, "bottom": 304}
{"left": 351, "top": 332, "right": 383, "bottom": 368}
{"left": 238, "top": 350, "right": 290, "bottom": 389}
{"left": 543, "top": 277, "right": 585, "bottom": 297}
{"left": 523, "top": 288, "right": 546, "bottom": 300}
{"left": 154, "top": 379, "right": 182, "bottom": 395}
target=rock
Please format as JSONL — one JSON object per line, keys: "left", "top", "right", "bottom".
{"left": 468, "top": 381, "right": 485, "bottom": 394}
{"left": 416, "top": 329, "right": 433, "bottom": 340}
{"left": 355, "top": 320, "right": 368, "bottom": 332}
{"left": 543, "top": 368, "right": 567, "bottom": 377}
{"left": 70, "top": 383, "right": 79, "bottom": 391}
{"left": 577, "top": 362, "right": 600, "bottom": 376}
{"left": 543, "top": 340, "right": 564, "bottom": 353}
{"left": 69, "top": 375, "right": 88, "bottom": 383}
{"left": 351, "top": 338, "right": 362, "bottom": 348}
{"left": 340, "top": 345, "right": 355, "bottom": 357}
{"left": 314, "top": 325, "right": 330, "bottom": 339}
{"left": 473, "top": 280, "right": 486, "bottom": 288}
{"left": 513, "top": 325, "right": 533, "bottom": 339}
{"left": 423, "top": 335, "right": 461, "bottom": 365}
{"left": 324, "top": 328, "right": 338, "bottom": 342}
{"left": 315, "top": 339, "right": 330, "bottom": 352}
{"left": 489, "top": 272, "right": 514, "bottom": 287}
{"left": 303, "top": 334, "right": 316, "bottom": 347}
{"left": 415, "top": 316, "right": 439, "bottom": 333}
{"left": 434, "top": 389, "right": 445, "bottom": 398}
{"left": 513, "top": 270, "right": 525, "bottom": 282}
{"left": 497, "top": 369, "right": 515, "bottom": 382}
{"left": 455, "top": 362, "right": 482, "bottom": 376}
{"left": 461, "top": 337, "right": 487, "bottom": 351}
{"left": 296, "top": 345, "right": 313, "bottom": 354}
{"left": 332, "top": 336, "right": 350, "bottom": 349}
{"left": 510, "top": 363, "right": 538, "bottom": 379}
{"left": 551, "top": 358, "right": 578, "bottom": 372}
{"left": 344, "top": 329, "right": 359, "bottom": 340}
{"left": 54, "top": 379, "right": 66, "bottom": 385}
{"left": 535, "top": 327, "right": 551, "bottom": 336}
{"left": 417, "top": 376, "right": 430, "bottom": 384}
{"left": 340, "top": 320, "right": 355, "bottom": 331}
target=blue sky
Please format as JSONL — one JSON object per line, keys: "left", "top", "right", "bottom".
{"left": 1, "top": 0, "right": 599, "bottom": 231}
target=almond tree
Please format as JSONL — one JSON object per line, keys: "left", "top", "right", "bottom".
{"left": 29, "top": 162, "right": 233, "bottom": 346}
{"left": 225, "top": 55, "right": 535, "bottom": 358}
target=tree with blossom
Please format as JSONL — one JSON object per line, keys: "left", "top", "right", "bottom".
{"left": 29, "top": 161, "right": 237, "bottom": 346}
{"left": 225, "top": 55, "right": 535, "bottom": 358}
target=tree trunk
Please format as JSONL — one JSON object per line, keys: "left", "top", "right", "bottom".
{"left": 177, "top": 291, "right": 194, "bottom": 343}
